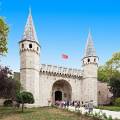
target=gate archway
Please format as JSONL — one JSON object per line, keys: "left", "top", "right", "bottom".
{"left": 52, "top": 80, "right": 72, "bottom": 104}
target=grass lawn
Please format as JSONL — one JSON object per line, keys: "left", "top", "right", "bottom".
{"left": 96, "top": 106, "right": 120, "bottom": 111}
{"left": 0, "top": 106, "right": 97, "bottom": 120}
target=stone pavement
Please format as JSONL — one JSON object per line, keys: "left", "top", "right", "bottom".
{"left": 68, "top": 106, "right": 120, "bottom": 119}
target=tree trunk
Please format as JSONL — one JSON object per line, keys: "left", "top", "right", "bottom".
{"left": 22, "top": 103, "right": 24, "bottom": 112}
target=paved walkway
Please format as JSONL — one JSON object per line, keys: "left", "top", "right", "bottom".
{"left": 68, "top": 106, "right": 120, "bottom": 119}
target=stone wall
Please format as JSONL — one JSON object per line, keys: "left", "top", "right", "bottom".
{"left": 97, "top": 81, "right": 112, "bottom": 105}
{"left": 14, "top": 72, "right": 113, "bottom": 106}
{"left": 39, "top": 71, "right": 82, "bottom": 106}
{"left": 0, "top": 99, "right": 5, "bottom": 106}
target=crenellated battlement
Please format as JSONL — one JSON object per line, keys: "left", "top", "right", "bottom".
{"left": 40, "top": 64, "right": 83, "bottom": 78}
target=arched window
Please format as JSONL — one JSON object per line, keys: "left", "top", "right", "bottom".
{"left": 83, "top": 60, "right": 84, "bottom": 64}
{"left": 29, "top": 44, "right": 32, "bottom": 48}
{"left": 94, "top": 58, "right": 96, "bottom": 62}
{"left": 37, "top": 47, "right": 39, "bottom": 51}
{"left": 22, "top": 43, "right": 24, "bottom": 48}
{"left": 88, "top": 58, "right": 90, "bottom": 63}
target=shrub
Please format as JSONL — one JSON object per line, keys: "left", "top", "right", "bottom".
{"left": 16, "top": 91, "right": 34, "bottom": 112}
{"left": 4, "top": 100, "right": 13, "bottom": 107}
{"left": 114, "top": 98, "right": 120, "bottom": 107}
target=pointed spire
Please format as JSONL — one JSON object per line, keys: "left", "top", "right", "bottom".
{"left": 84, "top": 30, "right": 96, "bottom": 57}
{"left": 22, "top": 8, "right": 39, "bottom": 43}
{"left": 29, "top": 7, "right": 31, "bottom": 15}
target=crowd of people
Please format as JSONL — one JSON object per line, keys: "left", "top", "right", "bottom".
{"left": 54, "top": 100, "right": 94, "bottom": 113}
{"left": 55, "top": 100, "right": 81, "bottom": 108}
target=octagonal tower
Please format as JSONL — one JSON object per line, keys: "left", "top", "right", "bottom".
{"left": 19, "top": 9, "right": 40, "bottom": 106}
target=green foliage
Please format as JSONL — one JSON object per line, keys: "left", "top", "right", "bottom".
{"left": 16, "top": 91, "right": 34, "bottom": 112}
{"left": 98, "top": 52, "right": 120, "bottom": 82}
{"left": 0, "top": 17, "right": 9, "bottom": 55}
{"left": 96, "top": 106, "right": 120, "bottom": 111}
{"left": 107, "top": 116, "right": 113, "bottom": 120}
{"left": 15, "top": 80, "right": 21, "bottom": 94}
{"left": 91, "top": 111, "right": 103, "bottom": 119}
{"left": 106, "top": 52, "right": 120, "bottom": 70}
{"left": 114, "top": 98, "right": 120, "bottom": 107}
{"left": 0, "top": 65, "right": 20, "bottom": 99}
{"left": 98, "top": 52, "right": 120, "bottom": 98}
{"left": 0, "top": 107, "right": 100, "bottom": 120}
{"left": 3, "top": 100, "right": 13, "bottom": 107}
{"left": 98, "top": 66, "right": 110, "bottom": 82}
{"left": 109, "top": 77, "right": 120, "bottom": 98}
{"left": 16, "top": 91, "right": 34, "bottom": 104}
{"left": 76, "top": 109, "right": 82, "bottom": 116}
{"left": 98, "top": 65, "right": 120, "bottom": 82}
{"left": 90, "top": 111, "right": 113, "bottom": 120}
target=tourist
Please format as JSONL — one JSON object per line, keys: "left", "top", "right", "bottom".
{"left": 74, "top": 101, "right": 77, "bottom": 111}
{"left": 84, "top": 101, "right": 88, "bottom": 110}
{"left": 88, "top": 100, "right": 93, "bottom": 113}
{"left": 67, "top": 100, "right": 69, "bottom": 108}
{"left": 81, "top": 101, "right": 84, "bottom": 107}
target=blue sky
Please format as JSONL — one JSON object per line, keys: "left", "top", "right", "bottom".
{"left": 0, "top": 0, "right": 120, "bottom": 71}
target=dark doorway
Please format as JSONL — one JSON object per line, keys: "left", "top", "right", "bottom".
{"left": 55, "top": 91, "right": 62, "bottom": 101}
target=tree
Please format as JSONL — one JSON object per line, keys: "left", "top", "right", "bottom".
{"left": 114, "top": 97, "right": 120, "bottom": 106}
{"left": 0, "top": 17, "right": 9, "bottom": 55}
{"left": 98, "top": 52, "right": 120, "bottom": 82}
{"left": 106, "top": 52, "right": 120, "bottom": 71}
{"left": 98, "top": 52, "right": 120, "bottom": 99}
{"left": 0, "top": 65, "right": 20, "bottom": 99}
{"left": 98, "top": 66, "right": 110, "bottom": 82}
{"left": 109, "top": 77, "right": 120, "bottom": 98}
{"left": 16, "top": 91, "right": 34, "bottom": 112}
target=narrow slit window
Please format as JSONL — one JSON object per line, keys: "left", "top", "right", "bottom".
{"left": 22, "top": 44, "right": 24, "bottom": 48}
{"left": 37, "top": 47, "right": 39, "bottom": 51}
{"left": 88, "top": 58, "right": 90, "bottom": 63}
{"left": 29, "top": 44, "right": 32, "bottom": 48}
{"left": 94, "top": 58, "right": 96, "bottom": 62}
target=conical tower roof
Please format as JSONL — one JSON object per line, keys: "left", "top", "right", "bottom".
{"left": 84, "top": 31, "right": 96, "bottom": 57}
{"left": 22, "top": 8, "right": 39, "bottom": 43}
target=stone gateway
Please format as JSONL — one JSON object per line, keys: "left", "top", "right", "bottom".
{"left": 19, "top": 10, "right": 98, "bottom": 107}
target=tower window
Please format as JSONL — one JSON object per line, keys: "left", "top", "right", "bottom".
{"left": 29, "top": 44, "right": 32, "bottom": 48}
{"left": 22, "top": 43, "right": 24, "bottom": 48}
{"left": 37, "top": 47, "right": 39, "bottom": 51}
{"left": 94, "top": 58, "right": 96, "bottom": 62}
{"left": 88, "top": 58, "right": 90, "bottom": 63}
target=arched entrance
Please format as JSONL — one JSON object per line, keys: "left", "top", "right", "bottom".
{"left": 55, "top": 91, "right": 62, "bottom": 101}
{"left": 52, "top": 80, "right": 72, "bottom": 104}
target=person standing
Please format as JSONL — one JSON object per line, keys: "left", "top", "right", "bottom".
{"left": 88, "top": 100, "right": 93, "bottom": 113}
